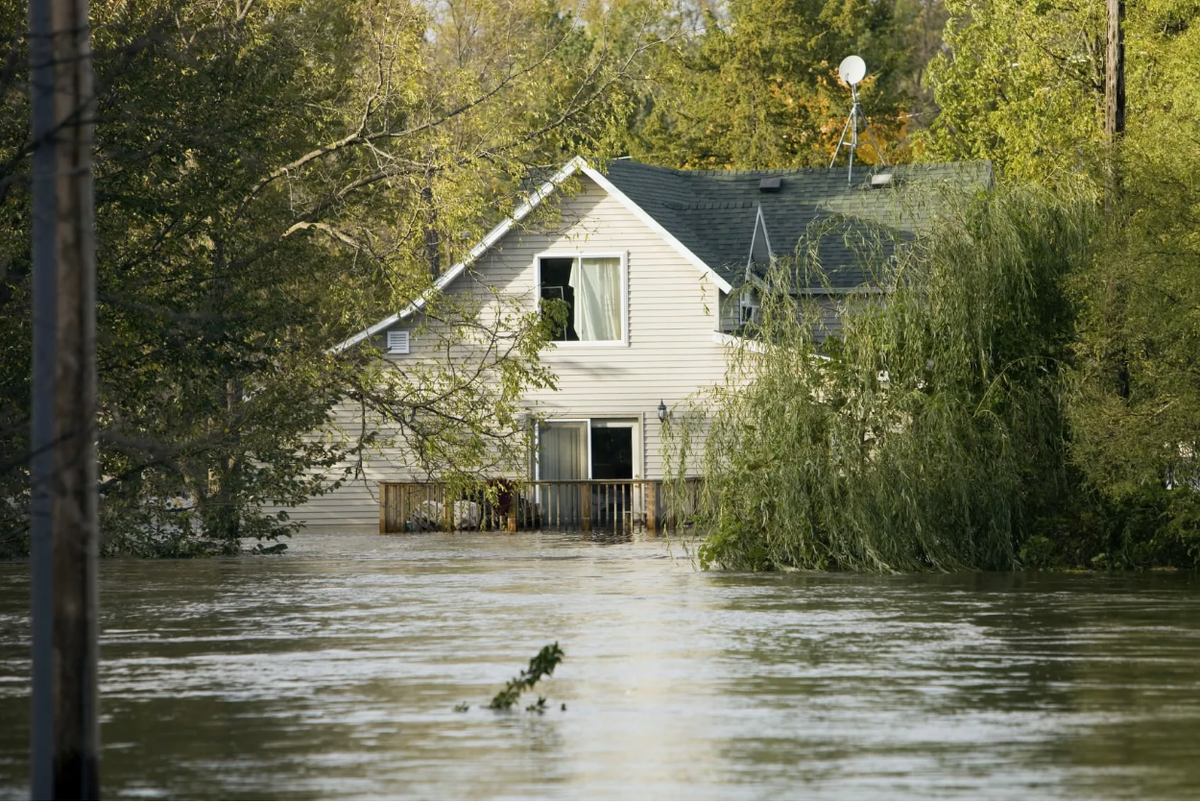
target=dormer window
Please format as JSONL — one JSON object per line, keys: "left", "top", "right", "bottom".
{"left": 538, "top": 254, "right": 626, "bottom": 343}
{"left": 737, "top": 286, "right": 761, "bottom": 326}
{"left": 739, "top": 302, "right": 760, "bottom": 326}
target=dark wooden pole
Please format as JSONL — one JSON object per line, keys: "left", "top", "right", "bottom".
{"left": 29, "top": 0, "right": 100, "bottom": 797}
{"left": 1104, "top": 0, "right": 1125, "bottom": 144}
{"left": 1103, "top": 0, "right": 1125, "bottom": 217}
{"left": 28, "top": 0, "right": 57, "bottom": 793}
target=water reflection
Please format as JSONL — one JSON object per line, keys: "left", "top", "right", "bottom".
{"left": 1, "top": 534, "right": 1198, "bottom": 798}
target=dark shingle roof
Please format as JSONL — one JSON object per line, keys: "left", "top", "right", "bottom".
{"left": 601, "top": 159, "right": 992, "bottom": 290}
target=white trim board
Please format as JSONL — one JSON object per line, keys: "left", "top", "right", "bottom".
{"left": 332, "top": 156, "right": 733, "bottom": 354}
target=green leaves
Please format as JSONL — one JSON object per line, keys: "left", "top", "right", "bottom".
{"left": 0, "top": 0, "right": 656, "bottom": 556}
{"left": 486, "top": 643, "right": 565, "bottom": 711}
{"left": 669, "top": 184, "right": 1095, "bottom": 572}
{"left": 624, "top": 0, "right": 937, "bottom": 169}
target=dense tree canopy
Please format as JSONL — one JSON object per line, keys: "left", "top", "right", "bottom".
{"left": 0, "top": 0, "right": 664, "bottom": 556}
{"left": 622, "top": 0, "right": 937, "bottom": 168}
{"left": 651, "top": 0, "right": 1200, "bottom": 568}
{"left": 1, "top": 0, "right": 1196, "bottom": 566}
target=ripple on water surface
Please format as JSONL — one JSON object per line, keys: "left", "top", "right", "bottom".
{"left": 2, "top": 532, "right": 1200, "bottom": 799}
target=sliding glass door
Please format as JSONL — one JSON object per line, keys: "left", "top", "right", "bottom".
{"left": 538, "top": 421, "right": 587, "bottom": 522}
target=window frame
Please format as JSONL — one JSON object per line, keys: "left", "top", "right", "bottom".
{"left": 534, "top": 417, "right": 644, "bottom": 480}
{"left": 534, "top": 250, "right": 629, "bottom": 347}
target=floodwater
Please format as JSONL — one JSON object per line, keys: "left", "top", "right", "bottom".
{"left": 2, "top": 533, "right": 1200, "bottom": 800}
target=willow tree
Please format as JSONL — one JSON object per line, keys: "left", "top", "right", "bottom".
{"left": 922, "top": 0, "right": 1200, "bottom": 565}
{"left": 0, "top": 0, "right": 665, "bottom": 556}
{"left": 1066, "top": 5, "right": 1200, "bottom": 566}
{"left": 666, "top": 185, "right": 1094, "bottom": 571}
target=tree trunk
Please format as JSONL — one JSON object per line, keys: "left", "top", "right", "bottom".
{"left": 422, "top": 182, "right": 440, "bottom": 279}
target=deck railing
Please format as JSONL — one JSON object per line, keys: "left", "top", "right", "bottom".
{"left": 379, "top": 479, "right": 702, "bottom": 535}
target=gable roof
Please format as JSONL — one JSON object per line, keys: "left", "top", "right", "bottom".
{"left": 601, "top": 159, "right": 993, "bottom": 289}
{"left": 334, "top": 155, "right": 733, "bottom": 353}
{"left": 335, "top": 156, "right": 990, "bottom": 352}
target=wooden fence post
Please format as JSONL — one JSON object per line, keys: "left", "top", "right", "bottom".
{"left": 581, "top": 482, "right": 591, "bottom": 533}
{"left": 646, "top": 482, "right": 657, "bottom": 535}
{"left": 379, "top": 483, "right": 386, "bottom": 534}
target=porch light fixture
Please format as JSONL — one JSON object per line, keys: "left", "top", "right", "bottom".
{"left": 657, "top": 399, "right": 668, "bottom": 422}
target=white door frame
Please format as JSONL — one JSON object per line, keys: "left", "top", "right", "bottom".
{"left": 535, "top": 417, "right": 643, "bottom": 480}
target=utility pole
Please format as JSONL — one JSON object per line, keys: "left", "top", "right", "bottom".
{"left": 1105, "top": 0, "right": 1125, "bottom": 215}
{"left": 28, "top": 0, "right": 100, "bottom": 798}
{"left": 1104, "top": 0, "right": 1125, "bottom": 144}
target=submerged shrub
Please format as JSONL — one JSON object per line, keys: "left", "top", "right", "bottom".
{"left": 668, "top": 184, "right": 1096, "bottom": 571}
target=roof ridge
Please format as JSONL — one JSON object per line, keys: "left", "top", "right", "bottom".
{"left": 607, "top": 159, "right": 989, "bottom": 178}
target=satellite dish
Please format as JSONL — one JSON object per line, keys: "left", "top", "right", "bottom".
{"left": 838, "top": 55, "right": 867, "bottom": 86}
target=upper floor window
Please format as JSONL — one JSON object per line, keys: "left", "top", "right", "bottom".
{"left": 538, "top": 255, "right": 624, "bottom": 343}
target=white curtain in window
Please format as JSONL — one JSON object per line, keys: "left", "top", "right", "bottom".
{"left": 569, "top": 257, "right": 622, "bottom": 341}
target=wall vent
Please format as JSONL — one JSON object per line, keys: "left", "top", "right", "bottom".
{"left": 387, "top": 330, "right": 410, "bottom": 354}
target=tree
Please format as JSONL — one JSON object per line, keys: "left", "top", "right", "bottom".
{"left": 623, "top": 0, "right": 944, "bottom": 169}
{"left": 921, "top": 0, "right": 1106, "bottom": 182}
{"left": 1066, "top": 2, "right": 1200, "bottom": 565}
{"left": 664, "top": 185, "right": 1093, "bottom": 572}
{"left": 0, "top": 0, "right": 664, "bottom": 556}
{"left": 920, "top": 0, "right": 1200, "bottom": 565}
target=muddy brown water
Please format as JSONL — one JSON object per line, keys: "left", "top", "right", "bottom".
{"left": 2, "top": 532, "right": 1199, "bottom": 799}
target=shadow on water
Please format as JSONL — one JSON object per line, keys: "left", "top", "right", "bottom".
{"left": 2, "top": 534, "right": 1199, "bottom": 799}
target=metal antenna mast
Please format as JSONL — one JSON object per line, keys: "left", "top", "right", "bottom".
{"left": 829, "top": 55, "right": 887, "bottom": 185}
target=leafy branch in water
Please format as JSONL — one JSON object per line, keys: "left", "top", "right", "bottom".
{"left": 486, "top": 643, "right": 564, "bottom": 711}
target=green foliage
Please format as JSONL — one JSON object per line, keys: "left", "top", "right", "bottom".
{"left": 921, "top": 0, "right": 1105, "bottom": 183}
{"left": 487, "top": 643, "right": 565, "bottom": 711}
{"left": 625, "top": 0, "right": 948, "bottom": 169}
{"left": 838, "top": 0, "right": 1200, "bottom": 568}
{"left": 0, "top": 0, "right": 661, "bottom": 557}
{"left": 1066, "top": 160, "right": 1200, "bottom": 565}
{"left": 922, "top": 0, "right": 1200, "bottom": 188}
{"left": 667, "top": 183, "right": 1096, "bottom": 571}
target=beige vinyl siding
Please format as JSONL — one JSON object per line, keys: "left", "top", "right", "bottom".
{"left": 285, "top": 176, "right": 739, "bottom": 531}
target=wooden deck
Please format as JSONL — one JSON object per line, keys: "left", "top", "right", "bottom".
{"left": 379, "top": 479, "right": 702, "bottom": 535}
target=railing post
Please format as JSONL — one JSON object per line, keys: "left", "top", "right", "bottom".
{"left": 581, "top": 482, "right": 591, "bottom": 533}
{"left": 507, "top": 488, "right": 518, "bottom": 533}
{"left": 379, "top": 484, "right": 385, "bottom": 534}
{"left": 443, "top": 486, "right": 453, "bottom": 532}
{"left": 647, "top": 482, "right": 657, "bottom": 536}
{"left": 405, "top": 485, "right": 413, "bottom": 533}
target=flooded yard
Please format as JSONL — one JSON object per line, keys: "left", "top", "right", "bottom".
{"left": 2, "top": 532, "right": 1199, "bottom": 799}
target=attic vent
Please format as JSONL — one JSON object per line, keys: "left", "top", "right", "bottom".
{"left": 387, "top": 330, "right": 410, "bottom": 354}
{"left": 758, "top": 177, "right": 782, "bottom": 193}
{"left": 869, "top": 172, "right": 895, "bottom": 189}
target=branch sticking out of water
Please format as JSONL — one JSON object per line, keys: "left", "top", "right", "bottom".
{"left": 486, "top": 643, "right": 564, "bottom": 712}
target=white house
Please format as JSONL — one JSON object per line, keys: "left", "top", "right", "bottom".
{"left": 288, "top": 156, "right": 989, "bottom": 531}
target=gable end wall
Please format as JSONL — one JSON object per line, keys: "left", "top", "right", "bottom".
{"left": 287, "top": 176, "right": 737, "bottom": 531}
